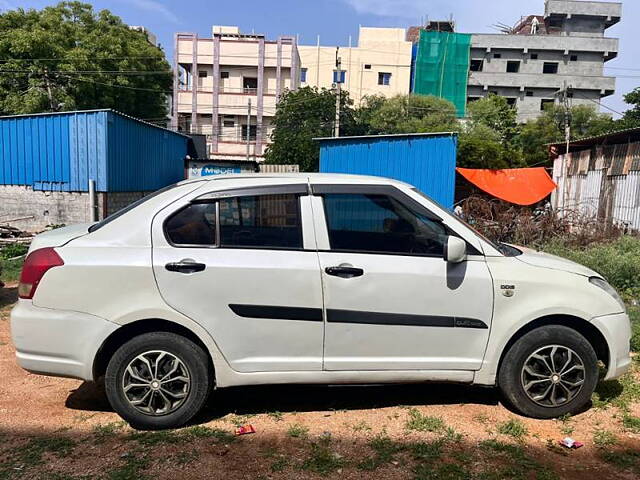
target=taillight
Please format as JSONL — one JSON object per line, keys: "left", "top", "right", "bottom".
{"left": 18, "top": 248, "right": 64, "bottom": 299}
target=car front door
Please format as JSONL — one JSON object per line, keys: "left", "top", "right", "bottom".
{"left": 312, "top": 184, "right": 494, "bottom": 371}
{"left": 152, "top": 183, "right": 325, "bottom": 373}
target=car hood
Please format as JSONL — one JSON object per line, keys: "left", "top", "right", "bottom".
{"left": 513, "top": 245, "right": 600, "bottom": 278}
{"left": 29, "top": 223, "right": 92, "bottom": 252}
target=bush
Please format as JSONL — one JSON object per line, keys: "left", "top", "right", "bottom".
{"left": 543, "top": 236, "right": 640, "bottom": 300}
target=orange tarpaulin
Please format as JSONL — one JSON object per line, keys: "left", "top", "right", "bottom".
{"left": 457, "top": 167, "right": 557, "bottom": 206}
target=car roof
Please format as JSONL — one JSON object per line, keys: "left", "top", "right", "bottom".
{"left": 178, "top": 173, "right": 412, "bottom": 189}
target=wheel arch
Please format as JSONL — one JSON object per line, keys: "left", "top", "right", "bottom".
{"left": 93, "top": 318, "right": 215, "bottom": 381}
{"left": 497, "top": 314, "right": 610, "bottom": 375}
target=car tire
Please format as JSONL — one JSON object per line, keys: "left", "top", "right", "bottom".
{"left": 498, "top": 325, "right": 598, "bottom": 419}
{"left": 105, "top": 331, "right": 212, "bottom": 430}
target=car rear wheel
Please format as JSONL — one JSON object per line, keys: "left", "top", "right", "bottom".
{"left": 105, "top": 332, "right": 212, "bottom": 430}
{"left": 498, "top": 325, "right": 599, "bottom": 419}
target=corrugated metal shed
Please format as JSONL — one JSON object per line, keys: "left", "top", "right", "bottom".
{"left": 317, "top": 133, "right": 457, "bottom": 208}
{"left": 0, "top": 109, "right": 188, "bottom": 192}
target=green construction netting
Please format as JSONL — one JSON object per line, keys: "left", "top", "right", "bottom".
{"left": 413, "top": 31, "right": 471, "bottom": 117}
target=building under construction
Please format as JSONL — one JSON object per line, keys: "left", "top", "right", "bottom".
{"left": 409, "top": 0, "right": 621, "bottom": 121}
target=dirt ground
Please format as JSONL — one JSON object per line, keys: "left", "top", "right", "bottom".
{"left": 1, "top": 284, "right": 639, "bottom": 480}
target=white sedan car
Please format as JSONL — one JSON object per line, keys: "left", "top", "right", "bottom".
{"left": 11, "top": 174, "right": 631, "bottom": 429}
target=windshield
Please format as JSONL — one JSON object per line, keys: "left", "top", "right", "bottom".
{"left": 410, "top": 188, "right": 521, "bottom": 257}
{"left": 88, "top": 183, "right": 180, "bottom": 233}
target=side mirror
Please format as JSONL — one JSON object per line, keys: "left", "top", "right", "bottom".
{"left": 444, "top": 236, "right": 467, "bottom": 263}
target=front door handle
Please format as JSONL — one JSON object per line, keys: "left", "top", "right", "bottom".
{"left": 325, "top": 266, "right": 364, "bottom": 278}
{"left": 165, "top": 260, "right": 206, "bottom": 274}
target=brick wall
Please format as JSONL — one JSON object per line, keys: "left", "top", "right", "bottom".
{"left": 0, "top": 186, "right": 148, "bottom": 233}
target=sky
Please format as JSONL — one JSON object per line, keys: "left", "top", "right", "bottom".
{"left": 1, "top": 0, "right": 637, "bottom": 117}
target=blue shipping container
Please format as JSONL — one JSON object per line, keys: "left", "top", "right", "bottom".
{"left": 318, "top": 133, "right": 457, "bottom": 208}
{"left": 0, "top": 109, "right": 189, "bottom": 192}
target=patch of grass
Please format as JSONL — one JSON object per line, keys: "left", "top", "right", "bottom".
{"left": 593, "top": 429, "right": 617, "bottom": 448}
{"left": 127, "top": 425, "right": 235, "bottom": 446}
{"left": 270, "top": 457, "right": 290, "bottom": 472}
{"left": 0, "top": 436, "right": 77, "bottom": 479}
{"left": 93, "top": 421, "right": 126, "bottom": 442}
{"left": 472, "top": 413, "right": 490, "bottom": 424}
{"left": 0, "top": 256, "right": 23, "bottom": 285}
{"left": 477, "top": 439, "right": 559, "bottom": 480}
{"left": 0, "top": 244, "right": 28, "bottom": 260}
{"left": 267, "top": 411, "right": 284, "bottom": 422}
{"left": 413, "top": 462, "right": 469, "bottom": 480}
{"left": 172, "top": 450, "right": 199, "bottom": 466}
{"left": 405, "top": 408, "right": 445, "bottom": 433}
{"left": 181, "top": 425, "right": 235, "bottom": 443}
{"left": 497, "top": 418, "right": 528, "bottom": 439}
{"left": 622, "top": 413, "right": 640, "bottom": 433}
{"left": 348, "top": 420, "right": 371, "bottom": 432}
{"left": 226, "top": 413, "right": 255, "bottom": 427}
{"left": 358, "top": 433, "right": 404, "bottom": 471}
{"left": 410, "top": 439, "right": 445, "bottom": 463}
{"left": 107, "top": 452, "right": 150, "bottom": 480}
{"left": 593, "top": 363, "right": 640, "bottom": 411}
{"left": 287, "top": 423, "right": 309, "bottom": 439}
{"left": 629, "top": 306, "right": 640, "bottom": 352}
{"left": 556, "top": 414, "right": 574, "bottom": 436}
{"left": 601, "top": 449, "right": 640, "bottom": 474}
{"left": 301, "top": 435, "right": 345, "bottom": 475}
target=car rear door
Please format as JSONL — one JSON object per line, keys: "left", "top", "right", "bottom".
{"left": 311, "top": 184, "right": 494, "bottom": 371}
{"left": 151, "top": 182, "right": 325, "bottom": 373}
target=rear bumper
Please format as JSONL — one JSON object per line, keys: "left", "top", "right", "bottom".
{"left": 10, "top": 300, "right": 119, "bottom": 381}
{"left": 591, "top": 312, "right": 632, "bottom": 380}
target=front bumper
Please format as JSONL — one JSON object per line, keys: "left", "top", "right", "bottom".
{"left": 10, "top": 300, "right": 119, "bottom": 381}
{"left": 591, "top": 312, "right": 632, "bottom": 380}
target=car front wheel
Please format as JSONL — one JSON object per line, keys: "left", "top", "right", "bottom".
{"left": 498, "top": 325, "right": 599, "bottom": 419}
{"left": 105, "top": 331, "right": 212, "bottom": 430}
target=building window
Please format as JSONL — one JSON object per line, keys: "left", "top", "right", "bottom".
{"left": 506, "top": 98, "right": 517, "bottom": 107}
{"left": 300, "top": 68, "right": 308, "bottom": 83}
{"left": 333, "top": 70, "right": 346, "bottom": 84}
{"left": 543, "top": 62, "right": 559, "bottom": 74}
{"left": 364, "top": 64, "right": 372, "bottom": 70}
{"left": 570, "top": 54, "right": 578, "bottom": 62}
{"left": 241, "top": 124, "right": 257, "bottom": 140}
{"left": 470, "top": 59, "right": 483, "bottom": 72}
{"left": 548, "top": 17, "right": 563, "bottom": 28}
{"left": 222, "top": 120, "right": 235, "bottom": 128}
{"left": 467, "top": 96, "right": 481, "bottom": 103}
{"left": 493, "top": 53, "right": 502, "bottom": 59}
{"left": 541, "top": 99, "right": 555, "bottom": 111}
{"left": 220, "top": 71, "right": 230, "bottom": 79}
{"left": 378, "top": 72, "right": 392, "bottom": 86}
{"left": 198, "top": 71, "right": 207, "bottom": 78}
{"left": 219, "top": 194, "right": 302, "bottom": 249}
{"left": 526, "top": 91, "right": 534, "bottom": 97}
{"left": 243, "top": 77, "right": 258, "bottom": 94}
{"left": 507, "top": 61, "right": 520, "bottom": 73}
{"left": 530, "top": 53, "right": 539, "bottom": 60}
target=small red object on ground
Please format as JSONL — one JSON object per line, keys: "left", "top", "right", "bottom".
{"left": 235, "top": 424, "right": 256, "bottom": 436}
{"left": 559, "top": 437, "right": 583, "bottom": 449}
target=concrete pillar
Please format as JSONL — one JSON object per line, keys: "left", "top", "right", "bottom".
{"left": 276, "top": 38, "right": 283, "bottom": 99}
{"left": 211, "top": 35, "right": 221, "bottom": 155}
{"left": 191, "top": 34, "right": 198, "bottom": 133}
{"left": 256, "top": 37, "right": 265, "bottom": 156}
{"left": 172, "top": 33, "right": 179, "bottom": 130}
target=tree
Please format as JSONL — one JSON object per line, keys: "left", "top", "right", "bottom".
{"left": 0, "top": 2, "right": 172, "bottom": 119}
{"left": 264, "top": 86, "right": 358, "bottom": 172}
{"left": 620, "top": 88, "right": 640, "bottom": 128}
{"left": 466, "top": 95, "right": 519, "bottom": 143}
{"left": 518, "top": 104, "right": 617, "bottom": 166}
{"left": 367, "top": 95, "right": 459, "bottom": 134}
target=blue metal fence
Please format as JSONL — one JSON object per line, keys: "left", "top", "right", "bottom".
{"left": 0, "top": 110, "right": 188, "bottom": 192}
{"left": 318, "top": 133, "right": 457, "bottom": 208}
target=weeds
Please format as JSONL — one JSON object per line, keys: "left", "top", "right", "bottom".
{"left": 593, "top": 429, "right": 617, "bottom": 448}
{"left": 267, "top": 411, "right": 284, "bottom": 422}
{"left": 405, "top": 409, "right": 445, "bottom": 433}
{"left": 622, "top": 413, "right": 640, "bottom": 433}
{"left": 358, "top": 433, "right": 404, "bottom": 471}
{"left": 497, "top": 418, "right": 528, "bottom": 439}
{"left": 287, "top": 423, "right": 309, "bottom": 439}
{"left": 107, "top": 451, "right": 149, "bottom": 480}
{"left": 601, "top": 449, "right": 640, "bottom": 474}
{"left": 301, "top": 434, "right": 345, "bottom": 475}
{"left": 93, "top": 422, "right": 126, "bottom": 443}
{"left": 128, "top": 426, "right": 234, "bottom": 446}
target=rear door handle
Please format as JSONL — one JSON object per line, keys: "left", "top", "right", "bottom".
{"left": 325, "top": 266, "right": 364, "bottom": 278}
{"left": 165, "top": 261, "right": 206, "bottom": 274}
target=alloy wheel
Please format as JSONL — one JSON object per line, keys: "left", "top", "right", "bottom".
{"left": 520, "top": 345, "right": 586, "bottom": 408}
{"left": 122, "top": 350, "right": 191, "bottom": 416}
